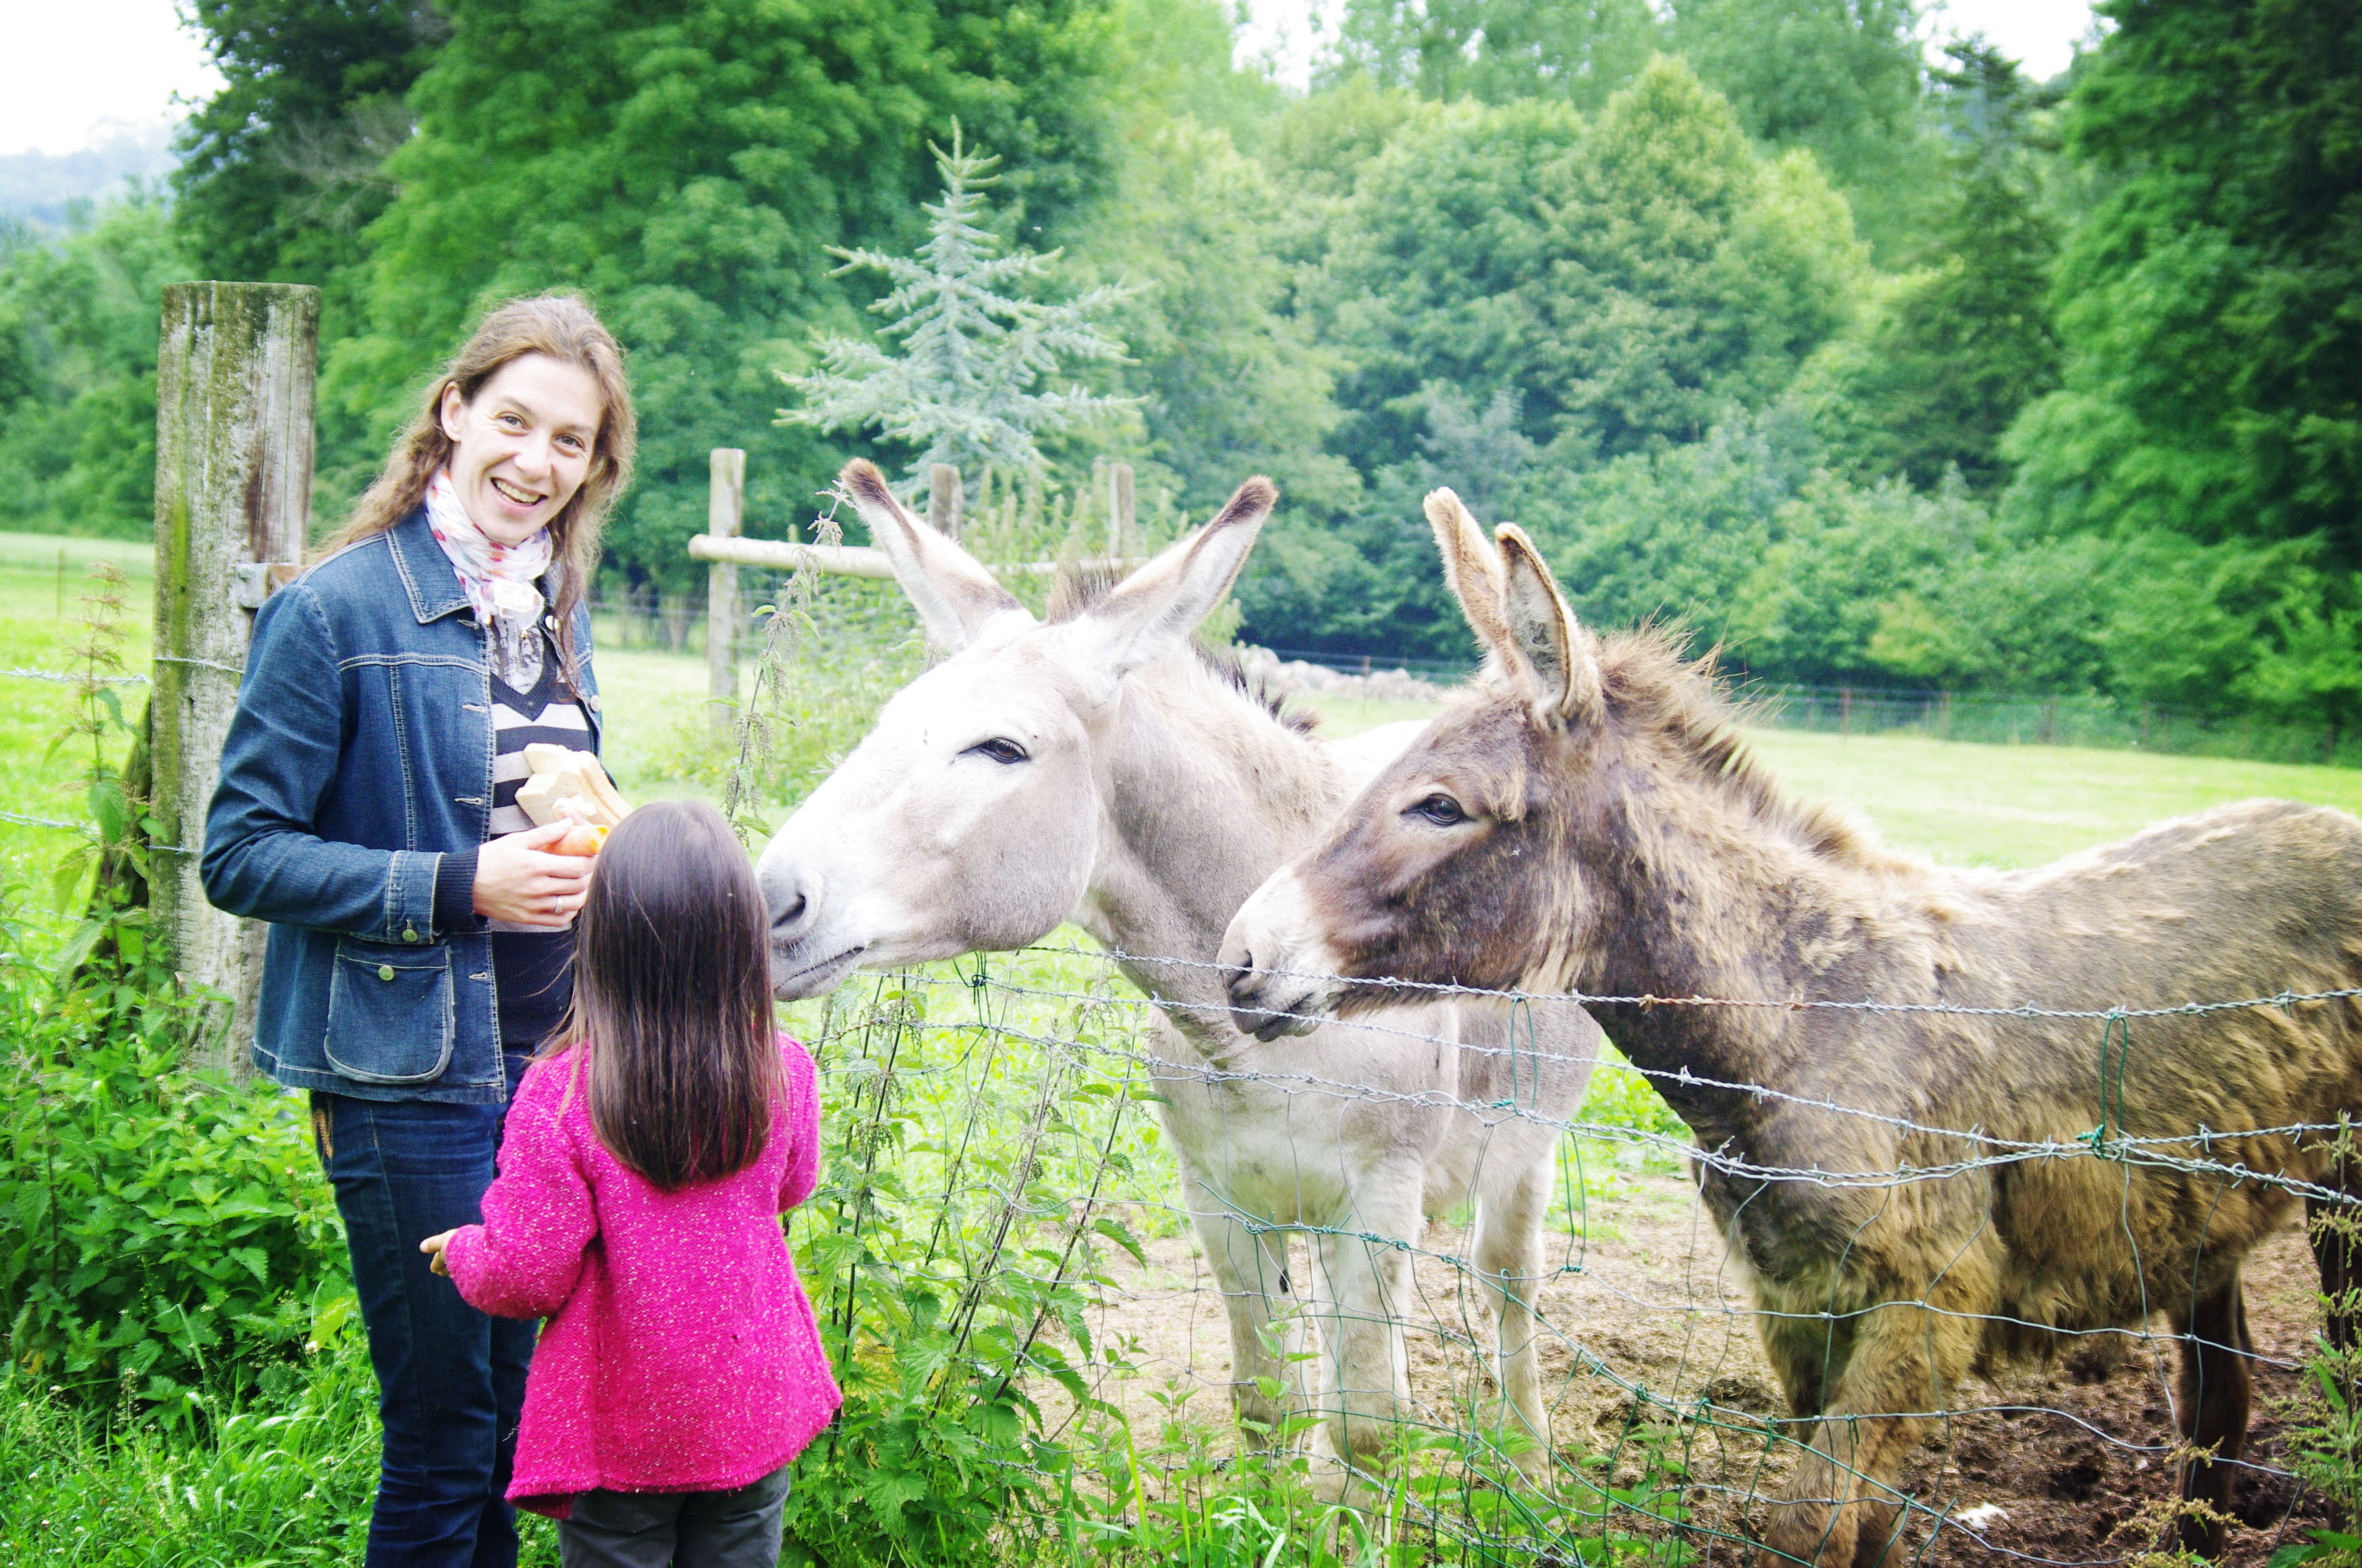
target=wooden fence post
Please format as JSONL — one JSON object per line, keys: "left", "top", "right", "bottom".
{"left": 707, "top": 448, "right": 745, "bottom": 733}
{"left": 152, "top": 281, "right": 319, "bottom": 1078}
{"left": 1107, "top": 462, "right": 1134, "bottom": 559}
{"left": 929, "top": 464, "right": 963, "bottom": 540}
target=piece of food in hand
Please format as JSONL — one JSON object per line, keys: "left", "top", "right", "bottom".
{"left": 552, "top": 821, "right": 608, "bottom": 858}
{"left": 516, "top": 745, "right": 632, "bottom": 830}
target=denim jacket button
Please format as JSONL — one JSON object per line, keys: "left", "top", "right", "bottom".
{"left": 377, "top": 965, "right": 396, "bottom": 982}
{"left": 402, "top": 925, "right": 419, "bottom": 943}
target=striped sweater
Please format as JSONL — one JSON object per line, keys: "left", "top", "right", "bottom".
{"left": 431, "top": 628, "right": 593, "bottom": 1045}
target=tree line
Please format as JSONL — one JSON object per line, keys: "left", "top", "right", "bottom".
{"left": 0, "top": 0, "right": 2356, "bottom": 738}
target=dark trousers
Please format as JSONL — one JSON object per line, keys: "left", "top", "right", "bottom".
{"left": 557, "top": 1465, "right": 794, "bottom": 1568}
{"left": 316, "top": 1054, "right": 537, "bottom": 1568}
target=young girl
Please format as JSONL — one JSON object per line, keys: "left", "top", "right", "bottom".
{"left": 420, "top": 799, "right": 841, "bottom": 1567}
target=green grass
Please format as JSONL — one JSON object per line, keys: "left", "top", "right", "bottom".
{"left": 0, "top": 531, "right": 155, "bottom": 581}
{"left": 0, "top": 1345, "right": 566, "bottom": 1567}
{"left": 1746, "top": 726, "right": 2362, "bottom": 867}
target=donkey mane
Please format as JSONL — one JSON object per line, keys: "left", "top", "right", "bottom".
{"left": 1048, "top": 562, "right": 1317, "bottom": 736}
{"left": 1584, "top": 623, "right": 1903, "bottom": 874}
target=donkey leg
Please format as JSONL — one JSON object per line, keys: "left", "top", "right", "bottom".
{"left": 1758, "top": 1303, "right": 1973, "bottom": 1568}
{"left": 1471, "top": 1148, "right": 1556, "bottom": 1478}
{"left": 2170, "top": 1272, "right": 2253, "bottom": 1560}
{"left": 1304, "top": 1177, "right": 1421, "bottom": 1502}
{"left": 1189, "top": 1194, "right": 1302, "bottom": 1441}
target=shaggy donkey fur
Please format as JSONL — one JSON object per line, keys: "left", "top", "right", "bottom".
{"left": 755, "top": 464, "right": 1598, "bottom": 1491}
{"left": 1222, "top": 491, "right": 2362, "bottom": 1566}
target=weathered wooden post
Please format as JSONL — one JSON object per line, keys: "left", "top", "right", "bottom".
{"left": 929, "top": 463, "right": 962, "bottom": 540}
{"left": 152, "top": 281, "right": 319, "bottom": 1078}
{"left": 706, "top": 448, "right": 745, "bottom": 733}
{"left": 1107, "top": 462, "right": 1134, "bottom": 559}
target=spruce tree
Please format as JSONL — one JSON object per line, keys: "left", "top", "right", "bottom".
{"left": 1848, "top": 40, "right": 2062, "bottom": 495}
{"left": 780, "top": 129, "right": 1138, "bottom": 493}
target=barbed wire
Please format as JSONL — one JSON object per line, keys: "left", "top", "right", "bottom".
{"left": 857, "top": 953, "right": 2362, "bottom": 1211}
{"left": 0, "top": 808, "right": 194, "bottom": 854}
{"left": 791, "top": 943, "right": 2353, "bottom": 1565}
{"left": 1111, "top": 942, "right": 2362, "bottom": 1025}
{"left": 1, "top": 665, "right": 148, "bottom": 685}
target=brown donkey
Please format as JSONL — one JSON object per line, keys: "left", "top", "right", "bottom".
{"left": 1220, "top": 491, "right": 2362, "bottom": 1566}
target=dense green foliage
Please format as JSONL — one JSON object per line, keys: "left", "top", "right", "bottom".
{"left": 1332, "top": 0, "right": 1932, "bottom": 252}
{"left": 0, "top": 196, "right": 186, "bottom": 540}
{"left": 5, "top": 0, "right": 2360, "bottom": 733}
{"left": 2010, "top": 0, "right": 2361, "bottom": 559}
{"left": 1, "top": 570, "right": 346, "bottom": 1402}
{"left": 2002, "top": 0, "right": 2362, "bottom": 736}
{"left": 171, "top": 0, "right": 444, "bottom": 290}
{"left": 0, "top": 984, "right": 344, "bottom": 1403}
{"left": 321, "top": 0, "right": 1130, "bottom": 583}
{"left": 1842, "top": 43, "right": 2061, "bottom": 495}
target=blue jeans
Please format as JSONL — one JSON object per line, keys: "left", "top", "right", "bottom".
{"left": 316, "top": 1053, "right": 537, "bottom": 1567}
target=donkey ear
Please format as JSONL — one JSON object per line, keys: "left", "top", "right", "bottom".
{"left": 1494, "top": 525, "right": 1603, "bottom": 725}
{"left": 1423, "top": 488, "right": 1517, "bottom": 675}
{"left": 839, "top": 459, "right": 1028, "bottom": 650}
{"left": 1081, "top": 476, "right": 1276, "bottom": 683}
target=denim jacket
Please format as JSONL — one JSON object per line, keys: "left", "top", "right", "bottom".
{"left": 202, "top": 508, "right": 601, "bottom": 1104}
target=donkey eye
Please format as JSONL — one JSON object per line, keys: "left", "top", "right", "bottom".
{"left": 965, "top": 737, "right": 1029, "bottom": 765}
{"left": 1408, "top": 793, "right": 1467, "bottom": 827}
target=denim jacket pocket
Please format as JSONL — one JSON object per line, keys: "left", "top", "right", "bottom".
{"left": 324, "top": 939, "right": 456, "bottom": 1084}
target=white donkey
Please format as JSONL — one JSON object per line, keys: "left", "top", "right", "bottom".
{"left": 756, "top": 460, "right": 1600, "bottom": 1487}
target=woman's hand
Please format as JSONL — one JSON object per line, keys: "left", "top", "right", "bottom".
{"left": 420, "top": 1229, "right": 459, "bottom": 1277}
{"left": 473, "top": 819, "right": 593, "bottom": 926}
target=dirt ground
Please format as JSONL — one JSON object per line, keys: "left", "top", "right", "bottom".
{"left": 1055, "top": 1167, "right": 2337, "bottom": 1564}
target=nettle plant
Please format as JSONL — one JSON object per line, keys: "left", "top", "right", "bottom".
{"left": 777, "top": 963, "right": 1155, "bottom": 1565}
{"left": 0, "top": 567, "right": 344, "bottom": 1415}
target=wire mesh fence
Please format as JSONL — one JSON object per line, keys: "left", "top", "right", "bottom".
{"left": 781, "top": 939, "right": 2357, "bottom": 1566}
{"left": 1749, "top": 684, "right": 2362, "bottom": 770}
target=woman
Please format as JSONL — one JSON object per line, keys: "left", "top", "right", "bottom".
{"left": 203, "top": 293, "right": 636, "bottom": 1567}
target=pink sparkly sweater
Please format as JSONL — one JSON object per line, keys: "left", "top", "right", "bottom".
{"left": 443, "top": 1035, "right": 842, "bottom": 1519}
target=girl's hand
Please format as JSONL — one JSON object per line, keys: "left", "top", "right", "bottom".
{"left": 420, "top": 1229, "right": 459, "bottom": 1277}
{"left": 473, "top": 820, "right": 593, "bottom": 926}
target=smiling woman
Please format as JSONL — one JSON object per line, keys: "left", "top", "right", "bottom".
{"left": 200, "top": 293, "right": 638, "bottom": 1565}
{"left": 437, "top": 355, "right": 604, "bottom": 542}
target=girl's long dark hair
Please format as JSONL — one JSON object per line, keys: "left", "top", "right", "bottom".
{"left": 552, "top": 800, "right": 781, "bottom": 1191}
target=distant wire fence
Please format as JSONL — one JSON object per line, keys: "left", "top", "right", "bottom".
{"left": 1748, "top": 683, "right": 2362, "bottom": 770}
{"left": 787, "top": 939, "right": 2352, "bottom": 1566}
{"left": 0, "top": 662, "right": 153, "bottom": 839}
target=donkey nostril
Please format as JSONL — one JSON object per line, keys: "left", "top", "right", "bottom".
{"left": 768, "top": 881, "right": 815, "bottom": 941}
{"left": 1224, "top": 955, "right": 1259, "bottom": 1003}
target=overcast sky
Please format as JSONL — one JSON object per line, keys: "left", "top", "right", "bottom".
{"left": 0, "top": 1, "right": 221, "bottom": 157}
{"left": 0, "top": 0, "right": 2098, "bottom": 161}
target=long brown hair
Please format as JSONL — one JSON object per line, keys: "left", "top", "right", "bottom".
{"left": 323, "top": 293, "right": 637, "bottom": 683}
{"left": 553, "top": 800, "right": 781, "bottom": 1191}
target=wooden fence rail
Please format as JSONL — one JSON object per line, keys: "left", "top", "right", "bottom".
{"left": 693, "top": 453, "right": 1139, "bottom": 710}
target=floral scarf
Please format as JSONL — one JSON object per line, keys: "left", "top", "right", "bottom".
{"left": 425, "top": 469, "right": 552, "bottom": 690}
